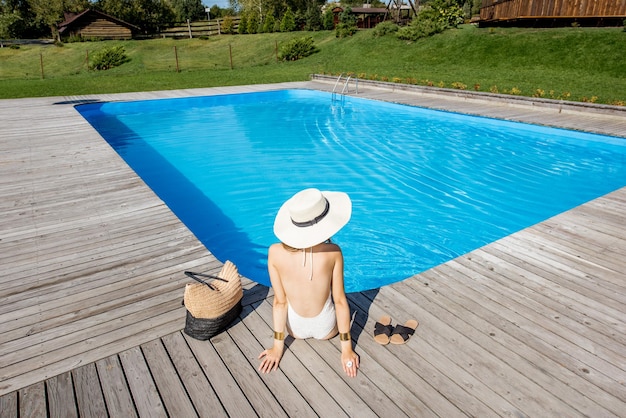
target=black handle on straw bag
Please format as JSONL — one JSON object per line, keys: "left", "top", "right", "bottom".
{"left": 184, "top": 271, "right": 228, "bottom": 290}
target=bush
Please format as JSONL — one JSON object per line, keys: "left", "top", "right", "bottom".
{"left": 278, "top": 36, "right": 319, "bottom": 61}
{"left": 372, "top": 21, "right": 399, "bottom": 37}
{"left": 262, "top": 14, "right": 275, "bottom": 33}
{"left": 280, "top": 9, "right": 296, "bottom": 32}
{"left": 322, "top": 9, "right": 335, "bottom": 30}
{"left": 335, "top": 6, "right": 358, "bottom": 38}
{"left": 221, "top": 16, "right": 236, "bottom": 34}
{"left": 335, "top": 22, "right": 357, "bottom": 38}
{"left": 397, "top": 8, "right": 446, "bottom": 41}
{"left": 90, "top": 46, "right": 130, "bottom": 70}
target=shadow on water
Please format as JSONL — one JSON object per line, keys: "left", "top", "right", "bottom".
{"left": 54, "top": 99, "right": 103, "bottom": 105}
{"left": 75, "top": 102, "right": 267, "bottom": 284}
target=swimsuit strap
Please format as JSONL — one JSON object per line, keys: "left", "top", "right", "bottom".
{"left": 302, "top": 247, "right": 314, "bottom": 281}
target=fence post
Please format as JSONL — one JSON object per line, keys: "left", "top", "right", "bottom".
{"left": 187, "top": 19, "right": 192, "bottom": 38}
{"left": 174, "top": 46, "right": 180, "bottom": 72}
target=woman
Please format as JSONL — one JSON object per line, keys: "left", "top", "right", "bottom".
{"left": 258, "top": 188, "right": 359, "bottom": 377}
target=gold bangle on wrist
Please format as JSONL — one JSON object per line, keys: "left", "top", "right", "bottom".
{"left": 273, "top": 331, "right": 285, "bottom": 341}
{"left": 339, "top": 332, "right": 351, "bottom": 341}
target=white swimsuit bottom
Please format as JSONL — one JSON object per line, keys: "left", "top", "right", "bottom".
{"left": 287, "top": 294, "right": 337, "bottom": 339}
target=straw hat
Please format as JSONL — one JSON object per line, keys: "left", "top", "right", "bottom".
{"left": 273, "top": 188, "right": 352, "bottom": 249}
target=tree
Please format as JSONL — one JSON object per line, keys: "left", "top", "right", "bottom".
{"left": 279, "top": 7, "right": 295, "bottom": 32}
{"left": 261, "top": 12, "right": 274, "bottom": 32}
{"left": 238, "top": 13, "right": 247, "bottom": 33}
{"left": 304, "top": 0, "right": 321, "bottom": 31}
{"left": 169, "top": 0, "right": 205, "bottom": 22}
{"left": 335, "top": 6, "right": 356, "bottom": 38}
{"left": 96, "top": 0, "right": 175, "bottom": 33}
{"left": 28, "top": 0, "right": 89, "bottom": 38}
{"left": 322, "top": 7, "right": 334, "bottom": 30}
{"left": 246, "top": 10, "right": 258, "bottom": 33}
{"left": 0, "top": 9, "right": 23, "bottom": 39}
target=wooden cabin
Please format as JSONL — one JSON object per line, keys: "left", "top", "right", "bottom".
{"left": 332, "top": 6, "right": 389, "bottom": 29}
{"left": 479, "top": 0, "right": 626, "bottom": 27}
{"left": 57, "top": 9, "right": 140, "bottom": 41}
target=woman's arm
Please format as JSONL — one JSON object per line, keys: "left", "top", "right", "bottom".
{"left": 331, "top": 248, "right": 359, "bottom": 377}
{"left": 258, "top": 245, "right": 288, "bottom": 373}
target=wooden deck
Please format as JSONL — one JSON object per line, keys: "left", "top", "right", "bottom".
{"left": 1, "top": 80, "right": 625, "bottom": 417}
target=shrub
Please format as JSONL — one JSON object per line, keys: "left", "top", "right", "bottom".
{"left": 335, "top": 22, "right": 357, "bottom": 38}
{"left": 247, "top": 13, "right": 259, "bottom": 34}
{"left": 397, "top": 1, "right": 463, "bottom": 41}
{"left": 322, "top": 9, "right": 335, "bottom": 30}
{"left": 221, "top": 16, "right": 236, "bottom": 34}
{"left": 280, "top": 9, "right": 296, "bottom": 32}
{"left": 90, "top": 46, "right": 129, "bottom": 71}
{"left": 372, "top": 21, "right": 399, "bottom": 37}
{"left": 238, "top": 15, "right": 248, "bottom": 34}
{"left": 335, "top": 7, "right": 357, "bottom": 38}
{"left": 278, "top": 36, "right": 319, "bottom": 61}
{"left": 397, "top": 8, "right": 446, "bottom": 41}
{"left": 451, "top": 81, "right": 467, "bottom": 90}
{"left": 262, "top": 14, "right": 276, "bottom": 33}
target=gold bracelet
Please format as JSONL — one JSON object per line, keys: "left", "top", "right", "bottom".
{"left": 339, "top": 332, "right": 351, "bottom": 341}
{"left": 273, "top": 331, "right": 285, "bottom": 341}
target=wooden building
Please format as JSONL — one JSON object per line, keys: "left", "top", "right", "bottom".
{"left": 57, "top": 9, "right": 140, "bottom": 41}
{"left": 332, "top": 6, "right": 389, "bottom": 29}
{"left": 479, "top": 0, "right": 626, "bottom": 27}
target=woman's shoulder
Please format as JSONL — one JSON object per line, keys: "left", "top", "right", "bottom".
{"left": 316, "top": 241, "right": 342, "bottom": 253}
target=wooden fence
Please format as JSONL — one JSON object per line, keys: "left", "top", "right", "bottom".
{"left": 159, "top": 18, "right": 241, "bottom": 38}
{"left": 480, "top": 0, "right": 626, "bottom": 26}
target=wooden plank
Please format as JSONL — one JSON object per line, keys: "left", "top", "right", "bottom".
{"left": 118, "top": 346, "right": 167, "bottom": 418}
{"left": 238, "top": 304, "right": 349, "bottom": 417}
{"left": 349, "top": 291, "right": 500, "bottom": 417}
{"left": 141, "top": 339, "right": 198, "bottom": 417}
{"left": 46, "top": 372, "right": 78, "bottom": 418}
{"left": 183, "top": 332, "right": 258, "bottom": 417}
{"left": 18, "top": 382, "right": 46, "bottom": 418}
{"left": 0, "top": 392, "right": 17, "bottom": 418}
{"left": 95, "top": 355, "right": 138, "bottom": 417}
{"left": 375, "top": 283, "right": 585, "bottom": 417}
{"left": 254, "top": 299, "right": 382, "bottom": 418}
{"left": 423, "top": 262, "right": 626, "bottom": 408}
{"left": 160, "top": 332, "right": 228, "bottom": 417}
{"left": 210, "top": 319, "right": 289, "bottom": 418}
{"left": 230, "top": 305, "right": 319, "bottom": 418}
{"left": 72, "top": 363, "right": 108, "bottom": 418}
{"left": 398, "top": 272, "right": 623, "bottom": 417}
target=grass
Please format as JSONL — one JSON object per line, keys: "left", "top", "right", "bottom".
{"left": 0, "top": 25, "right": 624, "bottom": 104}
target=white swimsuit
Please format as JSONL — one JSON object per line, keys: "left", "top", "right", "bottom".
{"left": 287, "top": 293, "right": 337, "bottom": 339}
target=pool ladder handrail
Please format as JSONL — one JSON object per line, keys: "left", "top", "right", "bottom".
{"left": 331, "top": 74, "right": 358, "bottom": 103}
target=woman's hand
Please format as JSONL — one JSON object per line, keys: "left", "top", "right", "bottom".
{"left": 258, "top": 345, "right": 284, "bottom": 374}
{"left": 341, "top": 348, "right": 360, "bottom": 378}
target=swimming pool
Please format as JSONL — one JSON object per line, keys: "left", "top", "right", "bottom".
{"left": 76, "top": 89, "right": 626, "bottom": 292}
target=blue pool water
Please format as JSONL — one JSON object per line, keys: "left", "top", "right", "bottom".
{"left": 76, "top": 89, "right": 626, "bottom": 292}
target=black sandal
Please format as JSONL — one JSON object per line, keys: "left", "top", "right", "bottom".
{"left": 374, "top": 315, "right": 393, "bottom": 345}
{"left": 390, "top": 319, "right": 419, "bottom": 345}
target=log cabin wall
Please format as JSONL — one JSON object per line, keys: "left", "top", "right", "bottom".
{"left": 75, "top": 17, "right": 132, "bottom": 40}
{"left": 480, "top": 0, "right": 626, "bottom": 25}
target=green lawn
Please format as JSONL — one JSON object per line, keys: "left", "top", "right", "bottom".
{"left": 0, "top": 25, "right": 624, "bottom": 104}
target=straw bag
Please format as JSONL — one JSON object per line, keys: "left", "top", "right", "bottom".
{"left": 183, "top": 260, "right": 243, "bottom": 340}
